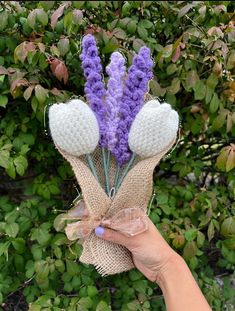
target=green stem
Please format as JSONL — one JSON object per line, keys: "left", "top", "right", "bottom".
{"left": 114, "top": 165, "right": 120, "bottom": 190}
{"left": 86, "top": 154, "right": 99, "bottom": 183}
{"left": 102, "top": 147, "right": 109, "bottom": 194}
{"left": 106, "top": 149, "right": 110, "bottom": 194}
{"left": 116, "top": 153, "right": 136, "bottom": 190}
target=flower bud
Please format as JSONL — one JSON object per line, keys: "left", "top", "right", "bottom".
{"left": 49, "top": 99, "right": 99, "bottom": 156}
{"left": 128, "top": 100, "right": 179, "bottom": 158}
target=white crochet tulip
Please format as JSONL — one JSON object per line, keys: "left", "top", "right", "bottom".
{"left": 128, "top": 100, "right": 179, "bottom": 158}
{"left": 49, "top": 99, "right": 99, "bottom": 156}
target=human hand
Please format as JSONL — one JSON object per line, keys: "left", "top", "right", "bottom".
{"left": 95, "top": 217, "right": 179, "bottom": 283}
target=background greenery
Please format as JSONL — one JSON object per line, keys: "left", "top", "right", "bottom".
{"left": 0, "top": 1, "right": 235, "bottom": 310}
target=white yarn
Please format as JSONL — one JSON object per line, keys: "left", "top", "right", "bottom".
{"left": 128, "top": 100, "right": 179, "bottom": 158}
{"left": 49, "top": 99, "right": 99, "bottom": 156}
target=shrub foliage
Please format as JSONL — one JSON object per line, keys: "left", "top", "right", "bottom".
{"left": 0, "top": 1, "right": 235, "bottom": 310}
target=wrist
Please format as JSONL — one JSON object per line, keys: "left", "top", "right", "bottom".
{"left": 155, "top": 252, "right": 186, "bottom": 288}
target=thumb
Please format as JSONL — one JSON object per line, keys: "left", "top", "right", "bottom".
{"left": 95, "top": 226, "right": 129, "bottom": 247}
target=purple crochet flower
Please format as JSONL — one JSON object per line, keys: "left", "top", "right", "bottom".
{"left": 105, "top": 52, "right": 126, "bottom": 152}
{"left": 113, "top": 47, "right": 154, "bottom": 166}
{"left": 80, "top": 34, "right": 107, "bottom": 147}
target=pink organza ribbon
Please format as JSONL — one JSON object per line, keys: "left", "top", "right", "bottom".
{"left": 62, "top": 200, "right": 149, "bottom": 241}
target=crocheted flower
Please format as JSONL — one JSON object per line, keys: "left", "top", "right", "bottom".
{"left": 113, "top": 47, "right": 154, "bottom": 166}
{"left": 49, "top": 99, "right": 99, "bottom": 156}
{"left": 128, "top": 100, "right": 179, "bottom": 158}
{"left": 105, "top": 52, "right": 126, "bottom": 152}
{"left": 80, "top": 34, "right": 107, "bottom": 147}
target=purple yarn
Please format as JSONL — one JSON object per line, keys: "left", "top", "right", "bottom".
{"left": 105, "top": 52, "right": 126, "bottom": 152}
{"left": 80, "top": 35, "right": 107, "bottom": 147}
{"left": 113, "top": 47, "right": 154, "bottom": 166}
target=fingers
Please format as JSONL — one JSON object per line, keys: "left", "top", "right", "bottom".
{"left": 95, "top": 226, "right": 129, "bottom": 247}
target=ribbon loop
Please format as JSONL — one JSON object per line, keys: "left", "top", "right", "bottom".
{"left": 63, "top": 200, "right": 148, "bottom": 240}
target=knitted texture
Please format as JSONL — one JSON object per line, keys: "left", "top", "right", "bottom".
{"left": 105, "top": 52, "right": 126, "bottom": 152}
{"left": 128, "top": 100, "right": 179, "bottom": 158}
{"left": 56, "top": 140, "right": 175, "bottom": 276}
{"left": 49, "top": 99, "right": 99, "bottom": 156}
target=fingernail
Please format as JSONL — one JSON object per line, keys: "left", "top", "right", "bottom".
{"left": 95, "top": 226, "right": 104, "bottom": 237}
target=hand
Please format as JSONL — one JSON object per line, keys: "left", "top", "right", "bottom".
{"left": 95, "top": 217, "right": 179, "bottom": 283}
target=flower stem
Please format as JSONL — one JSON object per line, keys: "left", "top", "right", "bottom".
{"left": 116, "top": 153, "right": 136, "bottom": 190}
{"left": 86, "top": 154, "right": 99, "bottom": 183}
{"left": 102, "top": 147, "right": 110, "bottom": 194}
{"left": 114, "top": 164, "right": 120, "bottom": 190}
{"left": 106, "top": 149, "right": 110, "bottom": 193}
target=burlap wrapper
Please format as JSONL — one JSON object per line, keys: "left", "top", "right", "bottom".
{"left": 57, "top": 140, "right": 175, "bottom": 276}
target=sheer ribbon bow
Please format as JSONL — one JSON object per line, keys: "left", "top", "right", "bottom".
{"left": 57, "top": 200, "right": 149, "bottom": 241}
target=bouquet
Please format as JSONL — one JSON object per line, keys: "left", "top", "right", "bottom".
{"left": 49, "top": 35, "right": 179, "bottom": 276}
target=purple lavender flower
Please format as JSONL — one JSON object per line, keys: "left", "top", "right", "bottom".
{"left": 80, "top": 34, "right": 107, "bottom": 147}
{"left": 105, "top": 52, "right": 126, "bottom": 152}
{"left": 113, "top": 47, "right": 154, "bottom": 166}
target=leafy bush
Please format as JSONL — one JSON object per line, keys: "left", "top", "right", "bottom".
{"left": 0, "top": 1, "right": 235, "bottom": 310}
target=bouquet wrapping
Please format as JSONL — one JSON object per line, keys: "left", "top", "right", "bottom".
{"left": 49, "top": 35, "right": 179, "bottom": 276}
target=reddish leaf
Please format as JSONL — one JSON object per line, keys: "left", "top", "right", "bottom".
{"left": 54, "top": 62, "right": 68, "bottom": 84}
{"left": 14, "top": 42, "right": 36, "bottom": 63}
{"left": 0, "top": 66, "right": 8, "bottom": 75}
{"left": 72, "top": 9, "right": 83, "bottom": 23}
{"left": 172, "top": 46, "right": 181, "bottom": 63}
{"left": 23, "top": 85, "right": 34, "bottom": 101}
{"left": 226, "top": 148, "right": 235, "bottom": 172}
{"left": 51, "top": 2, "right": 70, "bottom": 30}
{"left": 49, "top": 58, "right": 68, "bottom": 84}
{"left": 50, "top": 88, "right": 62, "bottom": 96}
{"left": 10, "top": 78, "right": 28, "bottom": 96}
{"left": 38, "top": 42, "right": 46, "bottom": 53}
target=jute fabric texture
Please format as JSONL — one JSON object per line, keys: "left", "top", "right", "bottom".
{"left": 56, "top": 140, "right": 175, "bottom": 276}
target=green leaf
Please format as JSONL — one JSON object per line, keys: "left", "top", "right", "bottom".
{"left": 12, "top": 238, "right": 26, "bottom": 253}
{"left": 185, "top": 228, "right": 198, "bottom": 242}
{"left": 216, "top": 148, "right": 228, "bottom": 170}
{"left": 221, "top": 217, "right": 235, "bottom": 238}
{"left": 193, "top": 80, "right": 206, "bottom": 100}
{"left": 96, "top": 301, "right": 111, "bottom": 311}
{"left": 36, "top": 9, "right": 48, "bottom": 26}
{"left": 167, "top": 78, "right": 180, "bottom": 95}
{"left": 197, "top": 231, "right": 205, "bottom": 247}
{"left": 210, "top": 93, "right": 220, "bottom": 113}
{"left": 35, "top": 85, "right": 48, "bottom": 104}
{"left": 127, "top": 20, "right": 137, "bottom": 34}
{"left": 53, "top": 214, "right": 67, "bottom": 231}
{"left": 87, "top": 285, "right": 98, "bottom": 297}
{"left": 113, "top": 28, "right": 126, "bottom": 39}
{"left": 138, "top": 19, "right": 153, "bottom": 29}
{"left": 133, "top": 38, "right": 145, "bottom": 52}
{"left": 207, "top": 221, "right": 215, "bottom": 241}
{"left": 0, "top": 241, "right": 11, "bottom": 257}
{"left": 57, "top": 38, "right": 70, "bottom": 56}
{"left": 149, "top": 79, "right": 166, "bottom": 97}
{"left": 226, "top": 50, "right": 235, "bottom": 70}
{"left": 206, "top": 73, "right": 218, "bottom": 89}
{"left": 66, "top": 260, "right": 79, "bottom": 276}
{"left": 137, "top": 26, "right": 148, "bottom": 40}
{"left": 34, "top": 260, "right": 50, "bottom": 279}
{"left": 77, "top": 297, "right": 93, "bottom": 310}
{"left": 14, "top": 155, "right": 28, "bottom": 176}
{"left": 0, "top": 149, "right": 10, "bottom": 168}
{"left": 0, "top": 95, "right": 8, "bottom": 108}
{"left": 226, "top": 150, "right": 235, "bottom": 172}
{"left": 183, "top": 241, "right": 198, "bottom": 260}
{"left": 0, "top": 11, "right": 8, "bottom": 31}
{"left": 5, "top": 223, "right": 19, "bottom": 238}
{"left": 6, "top": 161, "right": 16, "bottom": 179}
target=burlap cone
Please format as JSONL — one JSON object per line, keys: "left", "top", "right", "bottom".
{"left": 57, "top": 140, "right": 175, "bottom": 276}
